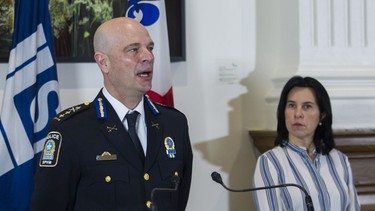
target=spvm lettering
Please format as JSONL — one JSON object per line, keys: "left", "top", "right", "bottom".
{"left": 42, "top": 160, "right": 52, "bottom": 165}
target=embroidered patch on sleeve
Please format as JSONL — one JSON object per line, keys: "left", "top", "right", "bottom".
{"left": 39, "top": 131, "right": 62, "bottom": 167}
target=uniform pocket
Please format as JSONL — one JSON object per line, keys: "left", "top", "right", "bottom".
{"left": 75, "top": 163, "right": 132, "bottom": 209}
{"left": 158, "top": 160, "right": 184, "bottom": 182}
{"left": 81, "top": 163, "right": 129, "bottom": 186}
{"left": 154, "top": 160, "right": 184, "bottom": 210}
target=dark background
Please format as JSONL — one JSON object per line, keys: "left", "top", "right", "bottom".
{"left": 0, "top": 0, "right": 185, "bottom": 63}
{"left": 164, "top": 0, "right": 185, "bottom": 62}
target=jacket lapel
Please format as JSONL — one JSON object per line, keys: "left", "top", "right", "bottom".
{"left": 94, "top": 93, "right": 144, "bottom": 171}
{"left": 144, "top": 98, "right": 163, "bottom": 171}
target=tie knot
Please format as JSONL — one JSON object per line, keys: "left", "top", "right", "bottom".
{"left": 126, "top": 111, "right": 139, "bottom": 128}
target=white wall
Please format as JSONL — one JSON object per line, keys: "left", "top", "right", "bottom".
{"left": 179, "top": 1, "right": 257, "bottom": 210}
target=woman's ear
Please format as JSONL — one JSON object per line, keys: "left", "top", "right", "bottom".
{"left": 320, "top": 113, "right": 326, "bottom": 122}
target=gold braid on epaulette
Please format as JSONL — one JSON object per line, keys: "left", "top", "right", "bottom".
{"left": 53, "top": 102, "right": 91, "bottom": 122}
{"left": 155, "top": 103, "right": 174, "bottom": 110}
{"left": 152, "top": 101, "right": 181, "bottom": 113}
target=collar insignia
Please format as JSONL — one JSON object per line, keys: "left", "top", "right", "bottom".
{"left": 106, "top": 125, "right": 118, "bottom": 132}
{"left": 151, "top": 121, "right": 160, "bottom": 129}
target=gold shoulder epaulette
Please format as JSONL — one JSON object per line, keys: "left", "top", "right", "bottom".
{"left": 53, "top": 102, "right": 91, "bottom": 122}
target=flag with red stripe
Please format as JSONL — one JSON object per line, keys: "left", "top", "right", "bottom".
{"left": 126, "top": 0, "right": 174, "bottom": 107}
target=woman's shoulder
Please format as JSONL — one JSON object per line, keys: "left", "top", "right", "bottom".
{"left": 259, "top": 146, "right": 285, "bottom": 159}
{"left": 328, "top": 148, "right": 347, "bottom": 156}
{"left": 326, "top": 148, "right": 350, "bottom": 162}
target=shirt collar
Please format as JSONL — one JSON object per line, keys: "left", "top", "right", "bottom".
{"left": 286, "top": 142, "right": 317, "bottom": 155}
{"left": 102, "top": 87, "right": 145, "bottom": 121}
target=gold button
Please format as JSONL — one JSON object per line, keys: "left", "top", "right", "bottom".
{"left": 144, "top": 173, "right": 150, "bottom": 181}
{"left": 146, "top": 200, "right": 152, "bottom": 208}
{"left": 174, "top": 171, "right": 179, "bottom": 176}
{"left": 105, "top": 176, "right": 111, "bottom": 183}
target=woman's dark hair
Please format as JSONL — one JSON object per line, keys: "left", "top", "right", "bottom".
{"left": 275, "top": 76, "right": 335, "bottom": 154}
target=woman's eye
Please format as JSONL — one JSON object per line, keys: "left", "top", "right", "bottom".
{"left": 287, "top": 103, "right": 295, "bottom": 108}
{"left": 303, "top": 104, "right": 312, "bottom": 109}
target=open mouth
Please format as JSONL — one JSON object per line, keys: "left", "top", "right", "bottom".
{"left": 137, "top": 71, "right": 152, "bottom": 78}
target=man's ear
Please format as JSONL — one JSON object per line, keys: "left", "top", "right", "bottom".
{"left": 94, "top": 52, "right": 109, "bottom": 73}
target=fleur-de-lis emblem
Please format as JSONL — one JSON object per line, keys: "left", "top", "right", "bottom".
{"left": 126, "top": 0, "right": 160, "bottom": 26}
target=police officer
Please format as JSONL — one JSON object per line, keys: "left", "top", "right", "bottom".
{"left": 31, "top": 17, "right": 193, "bottom": 211}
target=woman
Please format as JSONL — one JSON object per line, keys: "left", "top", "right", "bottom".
{"left": 252, "top": 76, "right": 360, "bottom": 211}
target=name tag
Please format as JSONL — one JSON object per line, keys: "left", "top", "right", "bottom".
{"left": 96, "top": 151, "right": 117, "bottom": 161}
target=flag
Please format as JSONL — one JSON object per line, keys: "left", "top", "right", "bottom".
{"left": 0, "top": 0, "right": 60, "bottom": 210}
{"left": 126, "top": 0, "right": 174, "bottom": 107}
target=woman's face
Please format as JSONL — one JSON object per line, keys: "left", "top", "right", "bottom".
{"left": 284, "top": 87, "right": 321, "bottom": 145}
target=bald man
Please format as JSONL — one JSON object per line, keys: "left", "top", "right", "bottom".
{"left": 31, "top": 17, "right": 193, "bottom": 211}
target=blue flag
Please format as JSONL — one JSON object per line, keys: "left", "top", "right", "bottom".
{"left": 0, "top": 0, "right": 60, "bottom": 210}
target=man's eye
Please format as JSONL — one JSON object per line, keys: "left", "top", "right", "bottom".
{"left": 130, "top": 48, "right": 139, "bottom": 52}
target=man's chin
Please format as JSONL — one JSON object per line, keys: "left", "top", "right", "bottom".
{"left": 139, "top": 86, "right": 152, "bottom": 95}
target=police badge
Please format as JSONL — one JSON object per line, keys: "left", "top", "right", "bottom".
{"left": 164, "top": 137, "right": 176, "bottom": 158}
{"left": 39, "top": 131, "right": 62, "bottom": 167}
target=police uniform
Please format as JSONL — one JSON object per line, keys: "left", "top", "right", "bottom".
{"left": 31, "top": 91, "right": 193, "bottom": 211}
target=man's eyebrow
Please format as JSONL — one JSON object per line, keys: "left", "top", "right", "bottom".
{"left": 124, "top": 43, "right": 141, "bottom": 50}
{"left": 124, "top": 42, "right": 154, "bottom": 51}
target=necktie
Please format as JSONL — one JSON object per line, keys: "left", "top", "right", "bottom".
{"left": 126, "top": 111, "right": 145, "bottom": 163}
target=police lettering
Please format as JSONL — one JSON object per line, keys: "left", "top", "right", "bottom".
{"left": 48, "top": 133, "right": 60, "bottom": 140}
